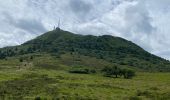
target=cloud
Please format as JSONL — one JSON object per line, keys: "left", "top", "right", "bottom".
{"left": 0, "top": 0, "right": 170, "bottom": 60}
{"left": 14, "top": 19, "right": 46, "bottom": 34}
{"left": 69, "top": 0, "right": 92, "bottom": 15}
{"left": 124, "top": 1, "right": 155, "bottom": 34}
{"left": 3, "top": 13, "right": 46, "bottom": 34}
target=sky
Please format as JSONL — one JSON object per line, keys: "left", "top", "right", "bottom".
{"left": 0, "top": 0, "right": 170, "bottom": 60}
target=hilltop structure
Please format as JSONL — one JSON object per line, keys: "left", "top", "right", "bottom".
{"left": 54, "top": 19, "right": 60, "bottom": 31}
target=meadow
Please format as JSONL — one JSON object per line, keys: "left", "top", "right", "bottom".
{"left": 0, "top": 67, "right": 170, "bottom": 99}
{"left": 0, "top": 54, "right": 169, "bottom": 100}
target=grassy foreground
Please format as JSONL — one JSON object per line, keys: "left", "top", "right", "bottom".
{"left": 0, "top": 67, "right": 169, "bottom": 100}
{"left": 0, "top": 54, "right": 169, "bottom": 100}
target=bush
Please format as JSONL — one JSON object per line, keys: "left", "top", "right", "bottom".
{"left": 69, "top": 68, "right": 90, "bottom": 74}
{"left": 19, "top": 58, "right": 23, "bottom": 62}
{"left": 69, "top": 67, "right": 96, "bottom": 74}
{"left": 136, "top": 90, "right": 152, "bottom": 97}
{"left": 51, "top": 53, "right": 61, "bottom": 58}
{"left": 129, "top": 96, "right": 141, "bottom": 100}
{"left": 90, "top": 69, "right": 96, "bottom": 73}
{"left": 35, "top": 96, "right": 41, "bottom": 100}
{"left": 30, "top": 56, "right": 34, "bottom": 60}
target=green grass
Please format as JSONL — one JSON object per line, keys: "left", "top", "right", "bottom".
{"left": 0, "top": 54, "right": 169, "bottom": 100}
{"left": 0, "top": 67, "right": 169, "bottom": 100}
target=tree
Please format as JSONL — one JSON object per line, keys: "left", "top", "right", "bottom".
{"left": 113, "top": 66, "right": 120, "bottom": 78}
{"left": 15, "top": 47, "right": 18, "bottom": 51}
{"left": 27, "top": 47, "right": 33, "bottom": 53}
{"left": 102, "top": 66, "right": 135, "bottom": 79}
{"left": 102, "top": 66, "right": 121, "bottom": 78}
{"left": 121, "top": 69, "right": 135, "bottom": 79}
{"left": 0, "top": 51, "right": 6, "bottom": 59}
{"left": 19, "top": 49, "right": 25, "bottom": 55}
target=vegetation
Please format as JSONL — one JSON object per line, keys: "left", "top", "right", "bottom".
{"left": 0, "top": 29, "right": 169, "bottom": 99}
{"left": 102, "top": 66, "right": 135, "bottom": 79}
{"left": 0, "top": 58, "right": 169, "bottom": 100}
{"left": 69, "top": 67, "right": 96, "bottom": 74}
{"left": 0, "top": 29, "right": 169, "bottom": 72}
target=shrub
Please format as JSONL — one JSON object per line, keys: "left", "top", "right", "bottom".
{"left": 90, "top": 69, "right": 96, "bottom": 73}
{"left": 69, "top": 68, "right": 89, "bottom": 74}
{"left": 19, "top": 58, "right": 23, "bottom": 62}
{"left": 69, "top": 67, "right": 96, "bottom": 74}
{"left": 136, "top": 90, "right": 152, "bottom": 97}
{"left": 34, "top": 96, "right": 41, "bottom": 100}
{"left": 30, "top": 56, "right": 34, "bottom": 60}
{"left": 51, "top": 53, "right": 61, "bottom": 58}
{"left": 129, "top": 96, "right": 141, "bottom": 100}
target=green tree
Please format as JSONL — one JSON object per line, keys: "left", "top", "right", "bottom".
{"left": 27, "top": 47, "right": 33, "bottom": 53}
{"left": 121, "top": 69, "right": 135, "bottom": 79}
{"left": 102, "top": 66, "right": 121, "bottom": 78}
{"left": 102, "top": 66, "right": 135, "bottom": 79}
{"left": 0, "top": 51, "right": 6, "bottom": 59}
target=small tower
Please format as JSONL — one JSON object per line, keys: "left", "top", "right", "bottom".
{"left": 56, "top": 19, "right": 60, "bottom": 31}
{"left": 53, "top": 26, "right": 56, "bottom": 30}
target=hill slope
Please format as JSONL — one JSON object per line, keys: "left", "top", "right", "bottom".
{"left": 0, "top": 29, "right": 170, "bottom": 71}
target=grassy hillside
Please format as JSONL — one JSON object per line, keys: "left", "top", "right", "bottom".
{"left": 0, "top": 29, "right": 169, "bottom": 99}
{"left": 0, "top": 29, "right": 170, "bottom": 71}
{"left": 0, "top": 54, "right": 169, "bottom": 100}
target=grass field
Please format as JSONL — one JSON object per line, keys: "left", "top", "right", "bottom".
{"left": 0, "top": 54, "right": 169, "bottom": 100}
{"left": 0, "top": 67, "right": 169, "bottom": 100}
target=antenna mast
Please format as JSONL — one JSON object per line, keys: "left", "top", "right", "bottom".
{"left": 53, "top": 26, "right": 56, "bottom": 30}
{"left": 54, "top": 18, "right": 61, "bottom": 31}
{"left": 58, "top": 18, "right": 60, "bottom": 29}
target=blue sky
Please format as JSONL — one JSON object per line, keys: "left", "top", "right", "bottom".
{"left": 0, "top": 0, "right": 170, "bottom": 60}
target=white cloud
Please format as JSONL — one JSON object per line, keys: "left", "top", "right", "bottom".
{"left": 0, "top": 0, "right": 170, "bottom": 60}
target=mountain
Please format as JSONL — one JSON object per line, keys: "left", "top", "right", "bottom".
{"left": 0, "top": 29, "right": 170, "bottom": 72}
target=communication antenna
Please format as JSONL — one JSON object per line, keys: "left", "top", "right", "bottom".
{"left": 58, "top": 18, "right": 60, "bottom": 29}
{"left": 53, "top": 26, "right": 56, "bottom": 30}
{"left": 54, "top": 18, "right": 61, "bottom": 31}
